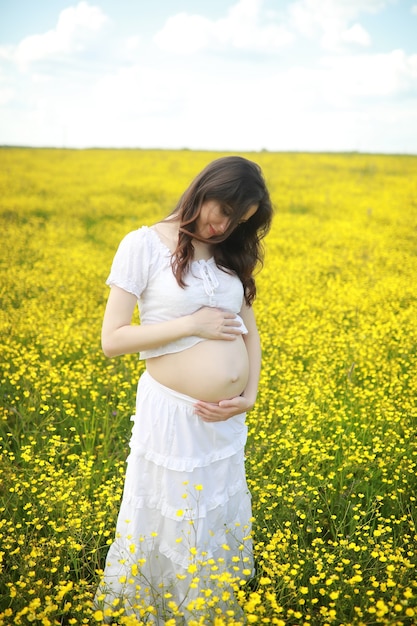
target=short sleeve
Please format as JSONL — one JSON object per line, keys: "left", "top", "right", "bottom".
{"left": 106, "top": 228, "right": 151, "bottom": 299}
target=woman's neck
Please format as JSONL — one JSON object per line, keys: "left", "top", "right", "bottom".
{"left": 191, "top": 238, "right": 213, "bottom": 261}
{"left": 154, "top": 218, "right": 213, "bottom": 260}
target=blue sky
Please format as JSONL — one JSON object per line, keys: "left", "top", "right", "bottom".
{"left": 0, "top": 0, "right": 416, "bottom": 153}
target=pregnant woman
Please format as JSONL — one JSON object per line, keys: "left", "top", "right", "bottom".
{"left": 95, "top": 156, "right": 273, "bottom": 623}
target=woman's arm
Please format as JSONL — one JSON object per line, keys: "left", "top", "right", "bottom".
{"left": 193, "top": 303, "right": 262, "bottom": 422}
{"left": 239, "top": 304, "right": 262, "bottom": 409}
{"left": 101, "top": 286, "right": 244, "bottom": 358}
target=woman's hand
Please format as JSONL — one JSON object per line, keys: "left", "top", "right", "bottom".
{"left": 190, "top": 306, "right": 243, "bottom": 341}
{"left": 193, "top": 395, "right": 253, "bottom": 422}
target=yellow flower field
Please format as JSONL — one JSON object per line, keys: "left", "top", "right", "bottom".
{"left": 0, "top": 148, "right": 416, "bottom": 625}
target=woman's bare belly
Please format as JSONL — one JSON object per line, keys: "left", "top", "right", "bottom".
{"left": 146, "top": 336, "right": 249, "bottom": 402}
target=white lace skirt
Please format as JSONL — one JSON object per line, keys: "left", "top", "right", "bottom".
{"left": 94, "top": 371, "right": 254, "bottom": 623}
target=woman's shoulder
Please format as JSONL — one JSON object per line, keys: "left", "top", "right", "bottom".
{"left": 118, "top": 225, "right": 156, "bottom": 249}
{"left": 117, "top": 225, "right": 174, "bottom": 264}
{"left": 121, "top": 225, "right": 150, "bottom": 242}
{"left": 111, "top": 226, "right": 153, "bottom": 261}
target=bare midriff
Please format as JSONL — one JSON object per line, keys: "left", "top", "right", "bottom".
{"left": 146, "top": 336, "right": 250, "bottom": 402}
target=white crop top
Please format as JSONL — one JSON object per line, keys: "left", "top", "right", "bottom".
{"left": 106, "top": 226, "right": 248, "bottom": 360}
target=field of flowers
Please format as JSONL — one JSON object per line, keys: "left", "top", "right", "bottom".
{"left": 1, "top": 147, "right": 416, "bottom": 625}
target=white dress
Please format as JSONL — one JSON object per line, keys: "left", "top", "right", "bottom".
{"left": 94, "top": 228, "right": 254, "bottom": 623}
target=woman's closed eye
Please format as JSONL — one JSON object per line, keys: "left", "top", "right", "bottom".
{"left": 220, "top": 204, "right": 233, "bottom": 218}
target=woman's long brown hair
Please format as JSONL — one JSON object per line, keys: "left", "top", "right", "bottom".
{"left": 167, "top": 156, "right": 273, "bottom": 306}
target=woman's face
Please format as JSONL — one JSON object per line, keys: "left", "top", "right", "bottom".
{"left": 195, "top": 200, "right": 258, "bottom": 239}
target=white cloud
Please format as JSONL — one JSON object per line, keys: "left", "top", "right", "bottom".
{"left": 321, "top": 49, "right": 417, "bottom": 99}
{"left": 0, "top": 86, "right": 14, "bottom": 105}
{"left": 153, "top": 13, "right": 214, "bottom": 54}
{"left": 341, "top": 23, "right": 371, "bottom": 46}
{"left": 90, "top": 64, "right": 189, "bottom": 117}
{"left": 31, "top": 73, "right": 52, "bottom": 84}
{"left": 412, "top": 5, "right": 417, "bottom": 15}
{"left": 289, "top": 0, "right": 387, "bottom": 49}
{"left": 154, "top": 0, "right": 388, "bottom": 55}
{"left": 254, "top": 49, "right": 417, "bottom": 114}
{"left": 1, "top": 0, "right": 416, "bottom": 154}
{"left": 1, "top": 48, "right": 416, "bottom": 153}
{"left": 0, "top": 44, "right": 14, "bottom": 62}
{"left": 13, "top": 1, "right": 109, "bottom": 70}
{"left": 125, "top": 36, "right": 141, "bottom": 52}
{"left": 154, "top": 0, "right": 294, "bottom": 54}
{"left": 65, "top": 46, "right": 416, "bottom": 150}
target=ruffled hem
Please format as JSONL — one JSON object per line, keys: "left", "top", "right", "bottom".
{"left": 99, "top": 489, "right": 253, "bottom": 576}
{"left": 114, "top": 489, "right": 253, "bottom": 564}
{"left": 124, "top": 473, "right": 248, "bottom": 521}
{"left": 123, "top": 440, "right": 248, "bottom": 521}
{"left": 128, "top": 433, "right": 247, "bottom": 472}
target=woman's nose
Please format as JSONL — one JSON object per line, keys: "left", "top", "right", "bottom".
{"left": 219, "top": 219, "right": 229, "bottom": 232}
